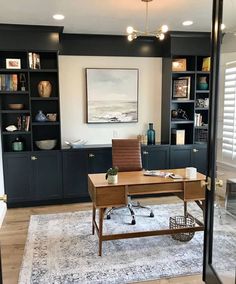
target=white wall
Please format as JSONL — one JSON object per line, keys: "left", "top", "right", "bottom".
{"left": 59, "top": 56, "right": 162, "bottom": 146}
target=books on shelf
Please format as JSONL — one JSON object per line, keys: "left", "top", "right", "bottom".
{"left": 202, "top": 57, "right": 211, "bottom": 71}
{"left": 28, "top": 52, "right": 41, "bottom": 69}
{"left": 171, "top": 129, "right": 185, "bottom": 145}
{"left": 17, "top": 115, "right": 30, "bottom": 131}
{"left": 194, "top": 113, "right": 202, "bottom": 126}
{"left": 0, "top": 74, "right": 18, "bottom": 91}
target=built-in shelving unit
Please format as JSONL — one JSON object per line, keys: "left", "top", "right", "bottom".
{"left": 161, "top": 55, "right": 210, "bottom": 145}
{"left": 0, "top": 50, "right": 61, "bottom": 152}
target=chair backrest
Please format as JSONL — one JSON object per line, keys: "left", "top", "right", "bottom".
{"left": 112, "top": 139, "right": 142, "bottom": 172}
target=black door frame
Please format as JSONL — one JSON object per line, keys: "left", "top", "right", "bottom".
{"left": 203, "top": 0, "right": 223, "bottom": 283}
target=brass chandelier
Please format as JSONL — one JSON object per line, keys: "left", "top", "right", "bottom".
{"left": 126, "top": 0, "right": 168, "bottom": 41}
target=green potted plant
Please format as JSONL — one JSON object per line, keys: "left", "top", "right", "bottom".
{"left": 105, "top": 166, "right": 119, "bottom": 184}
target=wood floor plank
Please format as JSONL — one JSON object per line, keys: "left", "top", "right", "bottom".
{"left": 0, "top": 197, "right": 204, "bottom": 284}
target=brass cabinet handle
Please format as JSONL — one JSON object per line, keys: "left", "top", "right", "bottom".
{"left": 201, "top": 177, "right": 223, "bottom": 191}
{"left": 143, "top": 151, "right": 149, "bottom": 155}
{"left": 0, "top": 194, "right": 7, "bottom": 203}
{"left": 89, "top": 153, "right": 95, "bottom": 158}
{"left": 216, "top": 179, "right": 223, "bottom": 187}
{"left": 193, "top": 148, "right": 199, "bottom": 153}
{"left": 31, "top": 156, "right": 38, "bottom": 161}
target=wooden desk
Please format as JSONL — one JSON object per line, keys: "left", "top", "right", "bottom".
{"left": 88, "top": 168, "right": 206, "bottom": 256}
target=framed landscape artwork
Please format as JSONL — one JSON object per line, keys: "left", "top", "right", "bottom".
{"left": 172, "top": 76, "right": 191, "bottom": 100}
{"left": 86, "top": 68, "right": 138, "bottom": 123}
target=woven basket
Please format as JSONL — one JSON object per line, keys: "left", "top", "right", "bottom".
{"left": 169, "top": 215, "right": 195, "bottom": 242}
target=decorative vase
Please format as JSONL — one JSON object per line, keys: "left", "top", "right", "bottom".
{"left": 35, "top": 110, "right": 48, "bottom": 122}
{"left": 107, "top": 174, "right": 118, "bottom": 184}
{"left": 147, "top": 123, "right": 155, "bottom": 145}
{"left": 197, "top": 76, "right": 208, "bottom": 90}
{"left": 38, "top": 81, "right": 52, "bottom": 97}
{"left": 12, "top": 137, "right": 24, "bottom": 151}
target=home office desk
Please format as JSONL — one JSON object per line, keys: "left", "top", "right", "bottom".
{"left": 88, "top": 168, "right": 206, "bottom": 256}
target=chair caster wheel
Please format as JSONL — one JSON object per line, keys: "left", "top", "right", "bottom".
{"left": 150, "top": 212, "right": 154, "bottom": 218}
{"left": 107, "top": 215, "right": 111, "bottom": 220}
{"left": 131, "top": 219, "right": 136, "bottom": 225}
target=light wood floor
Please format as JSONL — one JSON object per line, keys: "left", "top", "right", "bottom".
{"left": 0, "top": 197, "right": 204, "bottom": 284}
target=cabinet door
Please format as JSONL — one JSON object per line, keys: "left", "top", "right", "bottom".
{"left": 31, "top": 151, "right": 62, "bottom": 200}
{"left": 170, "top": 145, "right": 192, "bottom": 169}
{"left": 62, "top": 150, "right": 88, "bottom": 198}
{"left": 3, "top": 153, "right": 32, "bottom": 203}
{"left": 142, "top": 146, "right": 170, "bottom": 170}
{"left": 88, "top": 148, "right": 112, "bottom": 173}
{"left": 191, "top": 145, "right": 207, "bottom": 174}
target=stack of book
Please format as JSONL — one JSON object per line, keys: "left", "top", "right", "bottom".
{"left": 194, "top": 113, "right": 203, "bottom": 126}
{"left": 17, "top": 115, "right": 30, "bottom": 131}
{"left": 0, "top": 74, "right": 18, "bottom": 91}
{"left": 28, "top": 53, "right": 40, "bottom": 69}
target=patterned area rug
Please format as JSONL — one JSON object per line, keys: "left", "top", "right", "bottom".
{"left": 18, "top": 203, "right": 236, "bottom": 284}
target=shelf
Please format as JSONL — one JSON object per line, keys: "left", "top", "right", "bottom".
{"left": 31, "top": 97, "right": 59, "bottom": 101}
{"left": 171, "top": 100, "right": 195, "bottom": 103}
{"left": 32, "top": 122, "right": 60, "bottom": 126}
{"left": 196, "top": 90, "right": 210, "bottom": 93}
{"left": 0, "top": 68, "right": 28, "bottom": 73}
{"left": 195, "top": 107, "right": 209, "bottom": 110}
{"left": 195, "top": 126, "right": 208, "bottom": 129}
{"left": 171, "top": 120, "right": 194, "bottom": 124}
{"left": 0, "top": 110, "right": 30, "bottom": 114}
{"left": 2, "top": 131, "right": 31, "bottom": 135}
{"left": 196, "top": 71, "right": 210, "bottom": 74}
{"left": 172, "top": 71, "right": 195, "bottom": 75}
{"left": 0, "top": 91, "right": 29, "bottom": 95}
{"left": 29, "top": 69, "right": 58, "bottom": 73}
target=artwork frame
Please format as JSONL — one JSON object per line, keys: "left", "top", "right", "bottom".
{"left": 172, "top": 76, "right": 191, "bottom": 100}
{"left": 6, "top": 58, "right": 21, "bottom": 69}
{"left": 86, "top": 68, "right": 139, "bottom": 123}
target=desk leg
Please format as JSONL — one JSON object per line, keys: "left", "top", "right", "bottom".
{"left": 184, "top": 201, "right": 187, "bottom": 216}
{"left": 92, "top": 204, "right": 96, "bottom": 235}
{"left": 202, "top": 200, "right": 206, "bottom": 222}
{"left": 99, "top": 208, "right": 105, "bottom": 256}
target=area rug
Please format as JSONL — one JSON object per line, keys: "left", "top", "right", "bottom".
{"left": 18, "top": 203, "right": 236, "bottom": 284}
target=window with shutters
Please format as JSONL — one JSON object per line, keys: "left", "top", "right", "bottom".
{"left": 222, "top": 61, "right": 236, "bottom": 164}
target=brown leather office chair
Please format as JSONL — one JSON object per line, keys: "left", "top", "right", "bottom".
{"left": 106, "top": 138, "right": 154, "bottom": 225}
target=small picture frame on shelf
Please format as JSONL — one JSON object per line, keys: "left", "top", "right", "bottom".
{"left": 172, "top": 59, "right": 186, "bottom": 72}
{"left": 6, "top": 58, "right": 21, "bottom": 69}
{"left": 172, "top": 76, "right": 191, "bottom": 100}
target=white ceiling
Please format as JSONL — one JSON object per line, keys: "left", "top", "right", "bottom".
{"left": 0, "top": 0, "right": 235, "bottom": 35}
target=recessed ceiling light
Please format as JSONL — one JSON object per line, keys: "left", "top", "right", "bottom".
{"left": 53, "top": 14, "right": 65, "bottom": 20}
{"left": 182, "top": 21, "right": 193, "bottom": 26}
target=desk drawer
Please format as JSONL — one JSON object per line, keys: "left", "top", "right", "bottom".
{"left": 128, "top": 182, "right": 183, "bottom": 195}
{"left": 95, "top": 186, "right": 126, "bottom": 207}
{"left": 184, "top": 181, "right": 205, "bottom": 201}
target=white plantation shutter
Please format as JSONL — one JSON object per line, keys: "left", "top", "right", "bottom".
{"left": 222, "top": 62, "right": 236, "bottom": 162}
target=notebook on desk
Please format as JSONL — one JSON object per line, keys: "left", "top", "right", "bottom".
{"left": 144, "top": 170, "right": 170, "bottom": 177}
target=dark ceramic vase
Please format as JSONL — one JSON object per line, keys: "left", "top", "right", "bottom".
{"left": 197, "top": 76, "right": 208, "bottom": 90}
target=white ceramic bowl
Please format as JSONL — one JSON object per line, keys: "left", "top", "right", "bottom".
{"left": 35, "top": 139, "right": 57, "bottom": 150}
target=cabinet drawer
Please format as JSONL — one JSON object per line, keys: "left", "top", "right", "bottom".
{"left": 95, "top": 186, "right": 126, "bottom": 207}
{"left": 184, "top": 181, "right": 205, "bottom": 201}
